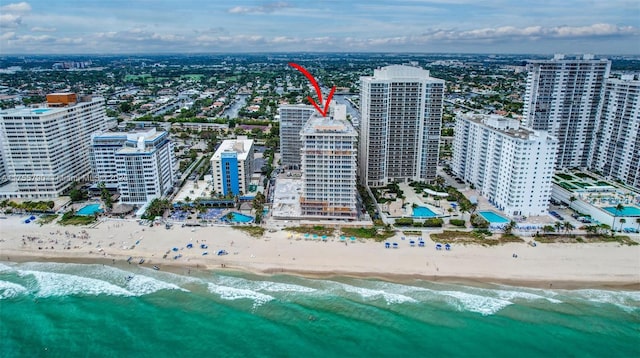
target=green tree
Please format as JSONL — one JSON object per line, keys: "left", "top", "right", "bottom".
{"left": 69, "top": 188, "right": 88, "bottom": 202}
{"left": 98, "top": 182, "right": 112, "bottom": 210}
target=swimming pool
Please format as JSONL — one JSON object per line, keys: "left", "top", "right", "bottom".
{"left": 412, "top": 206, "right": 437, "bottom": 218}
{"left": 224, "top": 212, "right": 254, "bottom": 223}
{"left": 77, "top": 204, "right": 103, "bottom": 216}
{"left": 603, "top": 206, "right": 640, "bottom": 216}
{"left": 478, "top": 211, "right": 509, "bottom": 224}
{"left": 33, "top": 108, "right": 51, "bottom": 114}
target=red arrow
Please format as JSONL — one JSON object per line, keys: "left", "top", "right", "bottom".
{"left": 288, "top": 62, "right": 336, "bottom": 117}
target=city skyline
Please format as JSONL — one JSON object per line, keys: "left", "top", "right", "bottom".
{"left": 1, "top": 0, "right": 638, "bottom": 55}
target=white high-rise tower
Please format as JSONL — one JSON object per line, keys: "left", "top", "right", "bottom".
{"left": 359, "top": 65, "right": 444, "bottom": 187}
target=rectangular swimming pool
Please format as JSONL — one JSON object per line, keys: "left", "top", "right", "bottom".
{"left": 412, "top": 206, "right": 437, "bottom": 218}
{"left": 603, "top": 206, "right": 640, "bottom": 217}
{"left": 478, "top": 211, "right": 509, "bottom": 224}
{"left": 77, "top": 204, "right": 103, "bottom": 216}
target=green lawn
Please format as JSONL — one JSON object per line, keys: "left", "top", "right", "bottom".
{"left": 36, "top": 214, "right": 59, "bottom": 225}
{"left": 232, "top": 225, "right": 265, "bottom": 237}
{"left": 340, "top": 227, "right": 395, "bottom": 242}
{"left": 59, "top": 215, "right": 96, "bottom": 226}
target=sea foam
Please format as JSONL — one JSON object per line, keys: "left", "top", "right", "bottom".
{"left": 207, "top": 283, "right": 274, "bottom": 307}
{"left": 0, "top": 280, "right": 28, "bottom": 299}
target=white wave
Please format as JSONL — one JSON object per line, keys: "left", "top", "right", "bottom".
{"left": 336, "top": 282, "right": 417, "bottom": 305}
{"left": 0, "top": 263, "right": 15, "bottom": 273}
{"left": 216, "top": 276, "right": 316, "bottom": 294}
{"left": 126, "top": 274, "right": 188, "bottom": 295}
{"left": 440, "top": 290, "right": 512, "bottom": 315}
{"left": 20, "top": 270, "right": 132, "bottom": 298}
{"left": 571, "top": 289, "right": 640, "bottom": 312}
{"left": 207, "top": 282, "right": 273, "bottom": 307}
{"left": 0, "top": 280, "right": 28, "bottom": 299}
{"left": 493, "top": 289, "right": 562, "bottom": 304}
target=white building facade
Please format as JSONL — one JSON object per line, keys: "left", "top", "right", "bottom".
{"left": 90, "top": 128, "right": 176, "bottom": 205}
{"left": 278, "top": 104, "right": 315, "bottom": 168}
{"left": 523, "top": 54, "right": 611, "bottom": 169}
{"left": 300, "top": 107, "right": 358, "bottom": 219}
{"left": 211, "top": 136, "right": 254, "bottom": 197}
{"left": 359, "top": 65, "right": 444, "bottom": 187}
{"left": 452, "top": 114, "right": 558, "bottom": 217}
{"left": 0, "top": 94, "right": 108, "bottom": 198}
{"left": 588, "top": 75, "right": 640, "bottom": 189}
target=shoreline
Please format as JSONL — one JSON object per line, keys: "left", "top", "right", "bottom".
{"left": 3, "top": 250, "right": 639, "bottom": 291}
{"left": 1, "top": 216, "right": 639, "bottom": 291}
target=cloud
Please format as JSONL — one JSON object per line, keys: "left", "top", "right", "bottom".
{"left": 0, "top": 2, "right": 31, "bottom": 13}
{"left": 0, "top": 1, "right": 31, "bottom": 28}
{"left": 0, "top": 14, "right": 23, "bottom": 28}
{"left": 31, "top": 26, "right": 56, "bottom": 32}
{"left": 0, "top": 31, "right": 16, "bottom": 41}
{"left": 228, "top": 1, "right": 291, "bottom": 14}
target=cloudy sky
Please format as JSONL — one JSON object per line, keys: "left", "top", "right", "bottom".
{"left": 1, "top": 0, "right": 638, "bottom": 54}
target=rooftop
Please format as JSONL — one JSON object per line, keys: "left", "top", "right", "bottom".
{"left": 212, "top": 136, "right": 254, "bottom": 161}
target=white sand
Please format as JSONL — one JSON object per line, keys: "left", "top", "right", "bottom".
{"left": 1, "top": 216, "right": 639, "bottom": 289}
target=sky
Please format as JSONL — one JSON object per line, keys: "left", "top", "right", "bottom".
{"left": 1, "top": 0, "right": 638, "bottom": 54}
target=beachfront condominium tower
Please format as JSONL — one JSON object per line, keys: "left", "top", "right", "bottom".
{"left": 523, "top": 54, "right": 611, "bottom": 169}
{"left": 359, "top": 65, "right": 444, "bottom": 187}
{"left": 0, "top": 93, "right": 108, "bottom": 199}
{"left": 452, "top": 114, "right": 558, "bottom": 217}
{"left": 588, "top": 75, "right": 640, "bottom": 189}
{"left": 90, "top": 128, "right": 176, "bottom": 205}
{"left": 211, "top": 136, "right": 254, "bottom": 197}
{"left": 300, "top": 105, "right": 358, "bottom": 219}
{"left": 279, "top": 104, "right": 316, "bottom": 169}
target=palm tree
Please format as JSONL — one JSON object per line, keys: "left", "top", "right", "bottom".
{"left": 504, "top": 220, "right": 516, "bottom": 235}
{"left": 619, "top": 218, "right": 626, "bottom": 232}
{"left": 554, "top": 221, "right": 563, "bottom": 234}
{"left": 612, "top": 203, "right": 625, "bottom": 233}
{"left": 542, "top": 225, "right": 555, "bottom": 235}
{"left": 563, "top": 221, "right": 574, "bottom": 235}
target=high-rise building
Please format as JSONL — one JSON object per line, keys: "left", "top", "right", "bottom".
{"left": 523, "top": 54, "right": 611, "bottom": 168}
{"left": 359, "top": 65, "right": 444, "bottom": 187}
{"left": 278, "top": 104, "right": 316, "bottom": 168}
{"left": 0, "top": 145, "right": 7, "bottom": 186}
{"left": 0, "top": 93, "right": 107, "bottom": 198}
{"left": 588, "top": 75, "right": 640, "bottom": 189}
{"left": 211, "top": 136, "right": 254, "bottom": 196}
{"left": 300, "top": 105, "right": 358, "bottom": 219}
{"left": 90, "top": 128, "right": 176, "bottom": 204}
{"left": 452, "top": 114, "right": 558, "bottom": 217}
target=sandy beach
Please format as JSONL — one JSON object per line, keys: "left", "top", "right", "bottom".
{"left": 1, "top": 216, "right": 639, "bottom": 289}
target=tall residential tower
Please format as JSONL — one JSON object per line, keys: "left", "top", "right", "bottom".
{"left": 588, "top": 75, "right": 640, "bottom": 189}
{"left": 452, "top": 114, "right": 557, "bottom": 217}
{"left": 523, "top": 54, "right": 610, "bottom": 168}
{"left": 300, "top": 105, "right": 358, "bottom": 219}
{"left": 278, "top": 104, "right": 316, "bottom": 169}
{"left": 0, "top": 93, "right": 108, "bottom": 198}
{"left": 359, "top": 65, "right": 444, "bottom": 187}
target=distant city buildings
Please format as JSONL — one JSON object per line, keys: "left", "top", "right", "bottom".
{"left": 300, "top": 105, "right": 358, "bottom": 219}
{"left": 452, "top": 114, "right": 557, "bottom": 217}
{"left": 211, "top": 136, "right": 254, "bottom": 197}
{"left": 278, "top": 104, "right": 316, "bottom": 168}
{"left": 90, "top": 128, "right": 176, "bottom": 205}
{"left": 0, "top": 93, "right": 108, "bottom": 199}
{"left": 523, "top": 54, "right": 611, "bottom": 169}
{"left": 588, "top": 75, "right": 640, "bottom": 189}
{"left": 359, "top": 65, "right": 444, "bottom": 187}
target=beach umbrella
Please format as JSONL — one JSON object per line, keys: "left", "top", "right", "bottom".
{"left": 436, "top": 243, "right": 442, "bottom": 250}
{"left": 385, "top": 242, "right": 390, "bottom": 249}
{"left": 445, "top": 243, "right": 451, "bottom": 251}
{"left": 392, "top": 243, "right": 399, "bottom": 249}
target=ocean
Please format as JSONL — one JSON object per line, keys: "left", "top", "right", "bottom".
{"left": 0, "top": 261, "right": 638, "bottom": 357}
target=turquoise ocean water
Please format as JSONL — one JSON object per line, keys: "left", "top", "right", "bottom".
{"left": 1, "top": 261, "right": 638, "bottom": 357}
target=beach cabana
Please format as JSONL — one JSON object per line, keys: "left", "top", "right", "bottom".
{"left": 409, "top": 240, "right": 415, "bottom": 247}
{"left": 435, "top": 243, "right": 442, "bottom": 250}
{"left": 392, "top": 242, "right": 399, "bottom": 249}
{"left": 322, "top": 235, "right": 328, "bottom": 241}
{"left": 445, "top": 243, "right": 451, "bottom": 251}
{"left": 340, "top": 236, "right": 346, "bottom": 242}
{"left": 350, "top": 237, "right": 356, "bottom": 243}
{"left": 385, "top": 242, "right": 390, "bottom": 249}
{"left": 418, "top": 241, "right": 425, "bottom": 247}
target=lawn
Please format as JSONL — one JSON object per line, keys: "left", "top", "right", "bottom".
{"left": 232, "top": 225, "right": 265, "bottom": 238}
{"left": 36, "top": 214, "right": 59, "bottom": 225}
{"left": 534, "top": 234, "right": 638, "bottom": 246}
{"left": 340, "top": 227, "right": 395, "bottom": 242}
{"left": 285, "top": 226, "right": 335, "bottom": 236}
{"left": 431, "top": 230, "right": 524, "bottom": 246}
{"left": 58, "top": 215, "right": 96, "bottom": 226}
